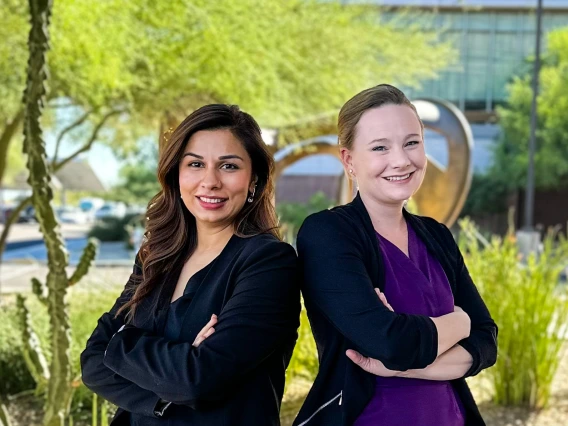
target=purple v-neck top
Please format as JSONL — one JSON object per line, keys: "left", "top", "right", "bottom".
{"left": 353, "top": 222, "right": 465, "bottom": 426}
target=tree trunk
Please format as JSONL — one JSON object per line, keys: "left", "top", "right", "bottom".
{"left": 0, "top": 110, "right": 24, "bottom": 188}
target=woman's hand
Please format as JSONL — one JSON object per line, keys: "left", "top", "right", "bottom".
{"left": 192, "top": 314, "right": 217, "bottom": 347}
{"left": 346, "top": 349, "right": 400, "bottom": 377}
{"left": 375, "top": 288, "right": 394, "bottom": 312}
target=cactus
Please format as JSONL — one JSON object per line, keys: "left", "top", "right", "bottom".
{"left": 69, "top": 239, "right": 98, "bottom": 286}
{"left": 21, "top": 0, "right": 96, "bottom": 424}
{"left": 16, "top": 295, "right": 50, "bottom": 392}
{"left": 32, "top": 277, "right": 49, "bottom": 306}
{"left": 20, "top": 0, "right": 102, "bottom": 422}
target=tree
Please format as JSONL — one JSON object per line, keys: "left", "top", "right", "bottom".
{"left": 0, "top": 0, "right": 139, "bottom": 185}
{"left": 492, "top": 27, "right": 568, "bottom": 191}
{"left": 1, "top": 0, "right": 455, "bottom": 184}
{"left": 277, "top": 192, "right": 335, "bottom": 243}
{"left": 106, "top": 142, "right": 160, "bottom": 205}
{"left": 459, "top": 27, "right": 568, "bottom": 220}
{"left": 2, "top": 0, "right": 456, "bottom": 255}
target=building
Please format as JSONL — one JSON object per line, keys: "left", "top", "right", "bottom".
{"left": 277, "top": 0, "right": 568, "bottom": 219}
{"left": 378, "top": 0, "right": 568, "bottom": 120}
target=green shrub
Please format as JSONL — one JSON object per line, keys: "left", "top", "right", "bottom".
{"left": 87, "top": 214, "right": 142, "bottom": 243}
{"left": 287, "top": 307, "right": 318, "bottom": 384}
{"left": 459, "top": 218, "right": 568, "bottom": 408}
{"left": 0, "top": 305, "right": 35, "bottom": 396}
{"left": 277, "top": 192, "right": 335, "bottom": 244}
{"left": 20, "top": 280, "right": 123, "bottom": 413}
{"left": 8, "top": 275, "right": 321, "bottom": 421}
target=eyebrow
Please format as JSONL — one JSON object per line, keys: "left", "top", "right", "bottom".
{"left": 183, "top": 152, "right": 203, "bottom": 159}
{"left": 182, "top": 152, "right": 244, "bottom": 161}
{"left": 368, "top": 133, "right": 422, "bottom": 144}
{"left": 218, "top": 155, "right": 244, "bottom": 161}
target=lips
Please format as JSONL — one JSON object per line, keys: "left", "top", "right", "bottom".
{"left": 195, "top": 196, "right": 228, "bottom": 210}
{"left": 383, "top": 171, "right": 415, "bottom": 182}
{"left": 196, "top": 196, "right": 227, "bottom": 204}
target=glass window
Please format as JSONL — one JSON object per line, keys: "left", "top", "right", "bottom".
{"left": 495, "top": 33, "right": 522, "bottom": 60}
{"left": 496, "top": 13, "right": 519, "bottom": 31}
{"left": 465, "top": 59, "right": 488, "bottom": 101}
{"left": 467, "top": 12, "right": 493, "bottom": 30}
{"left": 521, "top": 12, "right": 537, "bottom": 32}
{"left": 466, "top": 32, "right": 491, "bottom": 60}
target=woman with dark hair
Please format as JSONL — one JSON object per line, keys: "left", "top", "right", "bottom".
{"left": 294, "top": 85, "right": 497, "bottom": 426}
{"left": 81, "top": 104, "right": 300, "bottom": 425}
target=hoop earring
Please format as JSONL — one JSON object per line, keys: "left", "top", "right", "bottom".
{"left": 247, "top": 185, "right": 257, "bottom": 203}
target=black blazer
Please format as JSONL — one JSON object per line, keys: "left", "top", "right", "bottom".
{"left": 293, "top": 193, "right": 498, "bottom": 426}
{"left": 80, "top": 233, "right": 301, "bottom": 425}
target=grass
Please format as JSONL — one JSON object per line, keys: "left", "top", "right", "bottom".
{"left": 459, "top": 218, "right": 568, "bottom": 408}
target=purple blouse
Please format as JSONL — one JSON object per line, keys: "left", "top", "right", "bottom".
{"left": 353, "top": 222, "right": 465, "bottom": 426}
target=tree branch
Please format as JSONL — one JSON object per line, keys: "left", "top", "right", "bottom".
{"left": 52, "top": 108, "right": 94, "bottom": 166}
{"left": 0, "top": 109, "right": 123, "bottom": 259}
{"left": 54, "top": 109, "right": 123, "bottom": 172}
{"left": 47, "top": 101, "right": 80, "bottom": 110}
{"left": 0, "top": 195, "right": 32, "bottom": 261}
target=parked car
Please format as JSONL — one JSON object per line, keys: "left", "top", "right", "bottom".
{"left": 79, "top": 197, "right": 105, "bottom": 222}
{"left": 56, "top": 206, "right": 90, "bottom": 224}
{"left": 95, "top": 202, "right": 127, "bottom": 220}
{"left": 0, "top": 204, "right": 36, "bottom": 223}
{"left": 20, "top": 205, "right": 38, "bottom": 223}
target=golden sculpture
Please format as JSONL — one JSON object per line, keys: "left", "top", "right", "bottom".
{"left": 272, "top": 98, "right": 474, "bottom": 227}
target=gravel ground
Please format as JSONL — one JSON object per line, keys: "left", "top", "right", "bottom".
{"left": 473, "top": 346, "right": 568, "bottom": 426}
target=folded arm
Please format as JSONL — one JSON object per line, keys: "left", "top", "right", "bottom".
{"left": 80, "top": 260, "right": 162, "bottom": 417}
{"left": 347, "top": 223, "right": 497, "bottom": 380}
{"left": 298, "top": 213, "right": 451, "bottom": 371}
{"left": 348, "top": 343, "right": 473, "bottom": 381}
{"left": 102, "top": 241, "right": 300, "bottom": 407}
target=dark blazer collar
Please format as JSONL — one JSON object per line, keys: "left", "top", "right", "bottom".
{"left": 350, "top": 191, "right": 414, "bottom": 236}
{"left": 349, "top": 192, "right": 455, "bottom": 288}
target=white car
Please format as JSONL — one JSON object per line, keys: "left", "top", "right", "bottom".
{"left": 95, "top": 202, "right": 127, "bottom": 220}
{"left": 56, "top": 206, "right": 90, "bottom": 224}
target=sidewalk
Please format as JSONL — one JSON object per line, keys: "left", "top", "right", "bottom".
{"left": 1, "top": 222, "right": 91, "bottom": 246}
{"left": 1, "top": 222, "right": 136, "bottom": 296}
{"left": 0, "top": 263, "right": 133, "bottom": 296}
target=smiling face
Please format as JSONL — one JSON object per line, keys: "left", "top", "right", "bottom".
{"left": 178, "top": 128, "right": 255, "bottom": 229}
{"left": 340, "top": 104, "right": 427, "bottom": 206}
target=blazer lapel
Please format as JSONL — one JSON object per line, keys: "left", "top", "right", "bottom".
{"left": 176, "top": 235, "right": 247, "bottom": 343}
{"left": 351, "top": 193, "right": 385, "bottom": 290}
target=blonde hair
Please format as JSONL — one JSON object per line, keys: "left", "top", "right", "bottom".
{"left": 338, "top": 84, "right": 423, "bottom": 151}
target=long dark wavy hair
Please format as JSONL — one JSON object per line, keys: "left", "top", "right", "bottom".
{"left": 118, "top": 104, "right": 279, "bottom": 320}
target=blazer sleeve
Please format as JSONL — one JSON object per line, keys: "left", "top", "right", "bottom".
{"left": 102, "top": 240, "right": 300, "bottom": 407}
{"left": 80, "top": 259, "right": 162, "bottom": 417}
{"left": 442, "top": 225, "right": 498, "bottom": 377}
{"left": 297, "top": 212, "right": 438, "bottom": 371}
